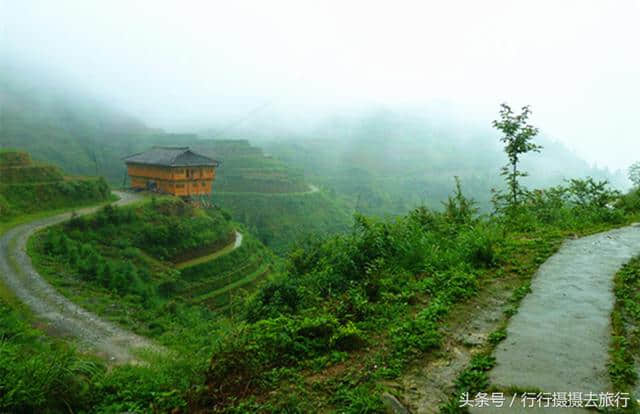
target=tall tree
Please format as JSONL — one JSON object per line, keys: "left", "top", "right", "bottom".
{"left": 628, "top": 161, "right": 640, "bottom": 188}
{"left": 492, "top": 104, "right": 542, "bottom": 207}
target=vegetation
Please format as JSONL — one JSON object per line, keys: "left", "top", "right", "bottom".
{"left": 212, "top": 190, "right": 352, "bottom": 254}
{"left": 29, "top": 199, "right": 278, "bottom": 341}
{"left": 0, "top": 295, "right": 212, "bottom": 413}
{"left": 259, "top": 109, "right": 626, "bottom": 216}
{"left": 196, "top": 174, "right": 639, "bottom": 412}
{"left": 491, "top": 104, "right": 542, "bottom": 210}
{"left": 629, "top": 161, "right": 640, "bottom": 188}
{"left": 0, "top": 150, "right": 110, "bottom": 220}
{"left": 195, "top": 139, "right": 308, "bottom": 194}
{"left": 3, "top": 87, "right": 640, "bottom": 413}
{"left": 610, "top": 256, "right": 640, "bottom": 391}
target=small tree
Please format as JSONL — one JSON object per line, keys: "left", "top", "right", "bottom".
{"left": 442, "top": 176, "right": 478, "bottom": 225}
{"left": 492, "top": 103, "right": 542, "bottom": 208}
{"left": 628, "top": 161, "right": 640, "bottom": 188}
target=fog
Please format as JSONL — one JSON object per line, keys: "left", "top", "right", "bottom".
{"left": 2, "top": 0, "right": 640, "bottom": 170}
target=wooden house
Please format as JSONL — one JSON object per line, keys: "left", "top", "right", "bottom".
{"left": 124, "top": 146, "right": 220, "bottom": 197}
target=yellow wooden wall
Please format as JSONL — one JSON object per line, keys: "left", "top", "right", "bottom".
{"left": 127, "top": 164, "right": 215, "bottom": 196}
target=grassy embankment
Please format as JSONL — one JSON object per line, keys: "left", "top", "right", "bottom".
{"left": 0, "top": 150, "right": 112, "bottom": 224}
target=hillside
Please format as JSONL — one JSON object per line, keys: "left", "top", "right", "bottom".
{"left": 0, "top": 64, "right": 159, "bottom": 183}
{"left": 252, "top": 109, "right": 628, "bottom": 216}
{"left": 0, "top": 150, "right": 111, "bottom": 221}
{"left": 29, "top": 198, "right": 279, "bottom": 340}
{"left": 189, "top": 139, "right": 353, "bottom": 253}
{"left": 194, "top": 139, "right": 308, "bottom": 193}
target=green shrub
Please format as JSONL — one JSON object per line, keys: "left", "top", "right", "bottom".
{"left": 330, "top": 322, "right": 366, "bottom": 351}
{"left": 488, "top": 328, "right": 507, "bottom": 345}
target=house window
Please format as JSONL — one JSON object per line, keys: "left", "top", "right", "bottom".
{"left": 201, "top": 181, "right": 206, "bottom": 187}
{"left": 176, "top": 184, "right": 185, "bottom": 188}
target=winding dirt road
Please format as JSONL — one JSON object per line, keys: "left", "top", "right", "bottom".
{"left": 0, "top": 191, "right": 159, "bottom": 363}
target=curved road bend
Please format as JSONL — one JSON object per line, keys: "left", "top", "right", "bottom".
{"left": 0, "top": 191, "right": 159, "bottom": 363}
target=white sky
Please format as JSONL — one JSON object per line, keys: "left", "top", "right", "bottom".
{"left": 2, "top": 0, "right": 639, "bottom": 170}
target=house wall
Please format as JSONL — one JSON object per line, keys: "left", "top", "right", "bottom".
{"left": 127, "top": 164, "right": 215, "bottom": 196}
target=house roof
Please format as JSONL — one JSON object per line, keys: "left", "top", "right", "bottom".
{"left": 123, "top": 146, "right": 219, "bottom": 167}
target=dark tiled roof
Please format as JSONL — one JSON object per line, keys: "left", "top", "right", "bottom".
{"left": 123, "top": 146, "right": 219, "bottom": 167}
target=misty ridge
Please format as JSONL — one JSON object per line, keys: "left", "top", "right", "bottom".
{"left": 0, "top": 59, "right": 628, "bottom": 217}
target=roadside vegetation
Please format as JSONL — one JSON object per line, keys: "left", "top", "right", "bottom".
{"left": 610, "top": 256, "right": 640, "bottom": 392}
{"left": 0, "top": 150, "right": 110, "bottom": 221}
{"left": 198, "top": 172, "right": 639, "bottom": 412}
{"left": 29, "top": 198, "right": 277, "bottom": 344}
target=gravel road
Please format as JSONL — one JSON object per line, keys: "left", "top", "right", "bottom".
{"left": 0, "top": 191, "right": 159, "bottom": 363}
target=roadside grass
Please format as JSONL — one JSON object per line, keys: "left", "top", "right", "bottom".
{"left": 608, "top": 255, "right": 640, "bottom": 412}
{"left": 440, "top": 216, "right": 640, "bottom": 413}
{"left": 0, "top": 193, "right": 118, "bottom": 236}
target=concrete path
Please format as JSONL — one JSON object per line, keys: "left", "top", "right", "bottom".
{"left": 233, "top": 230, "right": 243, "bottom": 248}
{"left": 472, "top": 224, "right": 640, "bottom": 412}
{"left": 0, "top": 191, "right": 159, "bottom": 363}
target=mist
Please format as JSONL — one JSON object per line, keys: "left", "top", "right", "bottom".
{"left": 2, "top": 0, "right": 640, "bottom": 171}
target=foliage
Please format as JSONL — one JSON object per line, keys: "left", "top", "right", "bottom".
{"left": 609, "top": 256, "right": 640, "bottom": 391}
{"left": 617, "top": 188, "right": 640, "bottom": 214}
{"left": 497, "top": 177, "right": 625, "bottom": 231}
{"left": 628, "top": 161, "right": 640, "bottom": 188}
{"left": 14, "top": 168, "right": 640, "bottom": 412}
{"left": 0, "top": 298, "right": 206, "bottom": 413}
{"left": 200, "top": 177, "right": 640, "bottom": 411}
{"left": 59, "top": 199, "right": 233, "bottom": 262}
{"left": 492, "top": 103, "right": 542, "bottom": 211}
{"left": 202, "top": 180, "right": 508, "bottom": 410}
{"left": 0, "top": 177, "right": 110, "bottom": 221}
{"left": 212, "top": 190, "right": 351, "bottom": 255}
{"left": 29, "top": 198, "right": 273, "bottom": 345}
{"left": 442, "top": 176, "right": 478, "bottom": 225}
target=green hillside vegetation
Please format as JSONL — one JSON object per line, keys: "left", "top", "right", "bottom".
{"left": 189, "top": 139, "right": 354, "bottom": 254}
{"left": 12, "top": 176, "right": 639, "bottom": 412}
{"left": 1, "top": 68, "right": 354, "bottom": 252}
{"left": 29, "top": 198, "right": 279, "bottom": 340}
{"left": 196, "top": 179, "right": 640, "bottom": 412}
{"left": 212, "top": 190, "right": 352, "bottom": 254}
{"left": 0, "top": 150, "right": 110, "bottom": 220}
{"left": 0, "top": 295, "right": 209, "bottom": 413}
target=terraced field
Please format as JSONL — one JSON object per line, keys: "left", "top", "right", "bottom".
{"left": 176, "top": 233, "right": 275, "bottom": 312}
{"left": 0, "top": 150, "right": 110, "bottom": 219}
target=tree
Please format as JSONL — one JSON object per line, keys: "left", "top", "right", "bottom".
{"left": 442, "top": 176, "right": 478, "bottom": 225}
{"left": 492, "top": 103, "right": 542, "bottom": 207}
{"left": 628, "top": 161, "right": 640, "bottom": 188}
